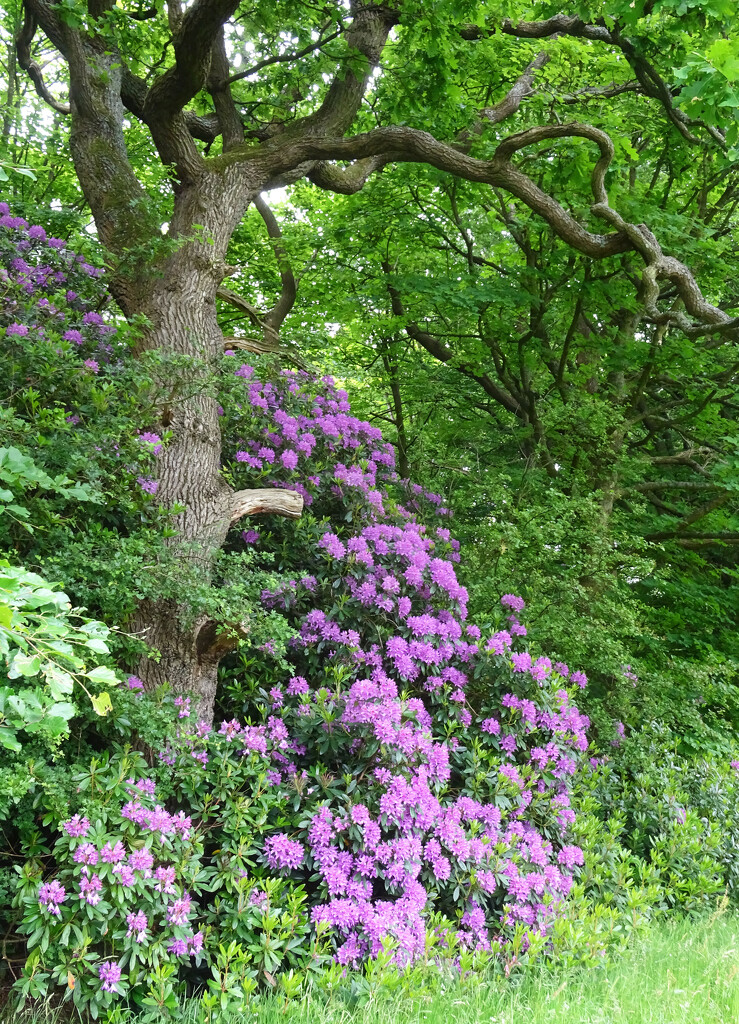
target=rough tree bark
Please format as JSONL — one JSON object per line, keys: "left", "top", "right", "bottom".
{"left": 19, "top": 0, "right": 395, "bottom": 721}
{"left": 19, "top": 0, "right": 739, "bottom": 721}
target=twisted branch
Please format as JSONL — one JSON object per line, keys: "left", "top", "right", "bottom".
{"left": 471, "top": 51, "right": 550, "bottom": 130}
{"left": 16, "top": 8, "right": 70, "bottom": 115}
{"left": 309, "top": 154, "right": 393, "bottom": 194}
{"left": 461, "top": 15, "right": 724, "bottom": 147}
{"left": 274, "top": 119, "right": 738, "bottom": 340}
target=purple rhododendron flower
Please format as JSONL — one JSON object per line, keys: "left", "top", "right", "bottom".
{"left": 511, "top": 651, "right": 532, "bottom": 673}
{"left": 319, "top": 532, "right": 346, "bottom": 559}
{"left": 79, "top": 873, "right": 103, "bottom": 905}
{"left": 101, "top": 840, "right": 126, "bottom": 864}
{"left": 39, "top": 880, "right": 66, "bottom": 915}
{"left": 128, "top": 848, "right": 154, "bottom": 876}
{"left": 264, "top": 833, "right": 304, "bottom": 871}
{"left": 137, "top": 476, "right": 158, "bottom": 495}
{"left": 166, "top": 891, "right": 193, "bottom": 926}
{"left": 62, "top": 815, "right": 90, "bottom": 838}
{"left": 138, "top": 431, "right": 163, "bottom": 454}
{"left": 98, "top": 961, "right": 122, "bottom": 993}
{"left": 73, "top": 843, "right": 98, "bottom": 867}
{"left": 174, "top": 695, "right": 191, "bottom": 718}
{"left": 126, "top": 910, "right": 148, "bottom": 942}
{"left": 0, "top": 229, "right": 604, "bottom": 971}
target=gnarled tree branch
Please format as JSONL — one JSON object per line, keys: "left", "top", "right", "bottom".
{"left": 308, "top": 154, "right": 392, "bottom": 194}
{"left": 257, "top": 123, "right": 630, "bottom": 258}
{"left": 268, "top": 121, "right": 737, "bottom": 340}
{"left": 16, "top": 8, "right": 70, "bottom": 115}
{"left": 254, "top": 194, "right": 296, "bottom": 336}
{"left": 465, "top": 51, "right": 550, "bottom": 138}
{"left": 207, "top": 26, "right": 243, "bottom": 150}
{"left": 461, "top": 15, "right": 723, "bottom": 148}
{"left": 286, "top": 3, "right": 398, "bottom": 138}
{"left": 216, "top": 285, "right": 263, "bottom": 327}
{"left": 559, "top": 81, "right": 641, "bottom": 105}
{"left": 140, "top": 0, "right": 240, "bottom": 176}
{"left": 144, "top": 0, "right": 239, "bottom": 122}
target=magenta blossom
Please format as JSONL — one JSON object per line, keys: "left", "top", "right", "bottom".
{"left": 98, "top": 961, "right": 122, "bottom": 993}
{"left": 39, "top": 880, "right": 67, "bottom": 916}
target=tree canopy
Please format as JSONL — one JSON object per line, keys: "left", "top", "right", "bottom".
{"left": 1, "top": 0, "right": 739, "bottom": 742}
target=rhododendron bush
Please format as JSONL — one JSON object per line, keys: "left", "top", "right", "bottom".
{"left": 213, "top": 361, "right": 591, "bottom": 960}
{"left": 2, "top": 207, "right": 598, "bottom": 1011}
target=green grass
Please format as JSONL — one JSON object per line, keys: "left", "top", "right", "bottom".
{"left": 6, "top": 914, "right": 739, "bottom": 1024}
{"left": 267, "top": 915, "right": 739, "bottom": 1024}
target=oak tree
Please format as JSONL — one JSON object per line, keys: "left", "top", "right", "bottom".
{"left": 13, "top": 0, "right": 739, "bottom": 719}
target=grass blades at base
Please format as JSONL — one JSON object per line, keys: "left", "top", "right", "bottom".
{"left": 5, "top": 914, "right": 739, "bottom": 1024}
{"left": 274, "top": 915, "right": 739, "bottom": 1024}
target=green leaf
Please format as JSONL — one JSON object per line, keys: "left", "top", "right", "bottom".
{"left": 45, "top": 667, "right": 74, "bottom": 698}
{"left": 11, "top": 165, "right": 37, "bottom": 180}
{"left": 84, "top": 638, "right": 110, "bottom": 654}
{"left": 85, "top": 665, "right": 119, "bottom": 686}
{"left": 49, "top": 701, "right": 75, "bottom": 720}
{"left": 7, "top": 651, "right": 42, "bottom": 678}
{"left": 0, "top": 727, "right": 21, "bottom": 751}
{"left": 90, "top": 691, "right": 113, "bottom": 716}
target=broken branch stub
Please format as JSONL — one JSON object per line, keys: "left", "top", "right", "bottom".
{"left": 230, "top": 488, "right": 303, "bottom": 523}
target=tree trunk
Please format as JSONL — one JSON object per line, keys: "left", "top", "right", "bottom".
{"left": 22, "top": 1, "right": 388, "bottom": 723}
{"left": 62, "top": 57, "right": 299, "bottom": 720}
{"left": 128, "top": 174, "right": 266, "bottom": 721}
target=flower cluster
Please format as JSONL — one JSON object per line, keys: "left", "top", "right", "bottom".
{"left": 0, "top": 204, "right": 163, "bottom": 499}
{"left": 1, "top": 205, "right": 118, "bottom": 374}
{"left": 212, "top": 366, "right": 596, "bottom": 964}
{"left": 20, "top": 768, "right": 206, "bottom": 1009}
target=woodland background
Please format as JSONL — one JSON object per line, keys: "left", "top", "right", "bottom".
{"left": 2, "top": 0, "right": 739, "bottom": 1017}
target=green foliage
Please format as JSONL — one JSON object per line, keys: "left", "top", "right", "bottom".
{"left": 586, "top": 724, "right": 739, "bottom": 909}
{"left": 277, "top": 147, "right": 739, "bottom": 754}
{"left": 9, "top": 720, "right": 326, "bottom": 1015}
{"left": 0, "top": 563, "right": 120, "bottom": 760}
{"left": 0, "top": 444, "right": 98, "bottom": 533}
{"left": 5, "top": 0, "right": 739, "bottom": 1008}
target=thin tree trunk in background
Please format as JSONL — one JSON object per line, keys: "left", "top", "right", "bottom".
{"left": 2, "top": 6, "right": 20, "bottom": 145}
{"left": 381, "top": 338, "right": 411, "bottom": 480}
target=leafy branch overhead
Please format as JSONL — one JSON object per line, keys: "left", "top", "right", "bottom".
{"left": 0, "top": 564, "right": 122, "bottom": 752}
{"left": 17, "top": 0, "right": 739, "bottom": 341}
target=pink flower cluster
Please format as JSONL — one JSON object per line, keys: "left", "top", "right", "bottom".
{"left": 214, "top": 366, "right": 595, "bottom": 964}
{"left": 38, "top": 775, "right": 199, "bottom": 963}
